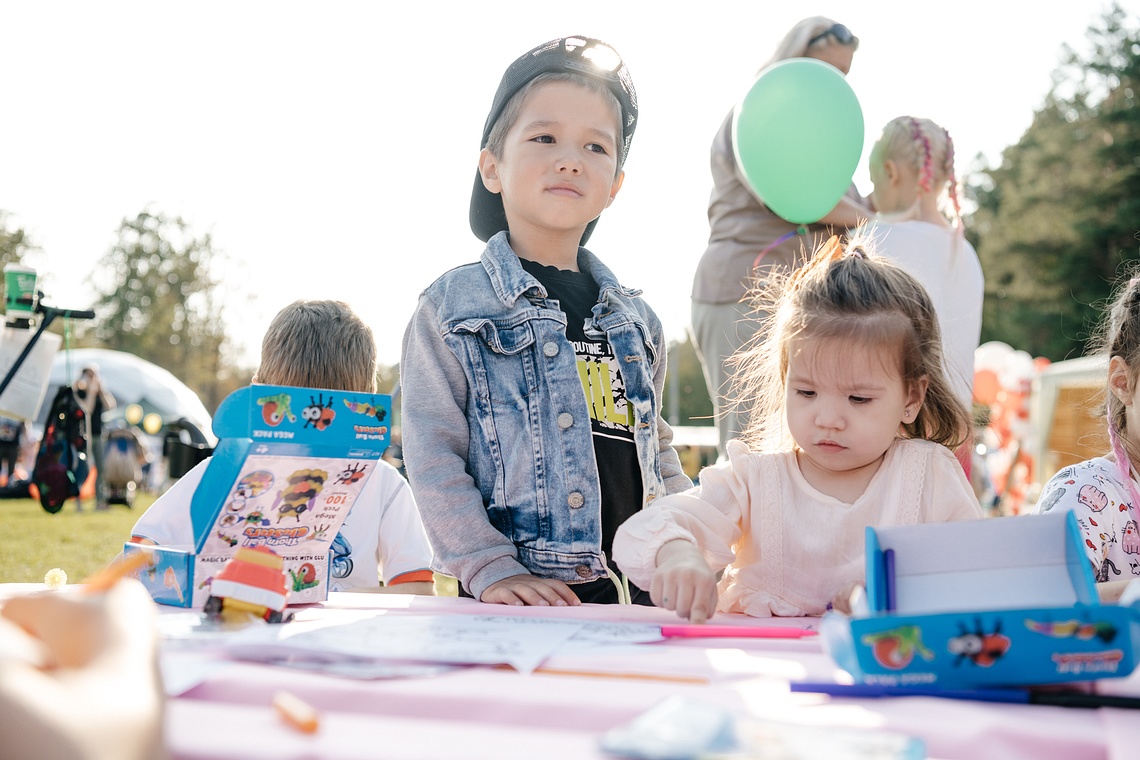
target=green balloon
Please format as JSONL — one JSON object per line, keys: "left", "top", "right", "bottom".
{"left": 732, "top": 58, "right": 864, "bottom": 224}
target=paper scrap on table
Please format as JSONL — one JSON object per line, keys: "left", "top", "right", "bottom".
{"left": 224, "top": 613, "right": 592, "bottom": 673}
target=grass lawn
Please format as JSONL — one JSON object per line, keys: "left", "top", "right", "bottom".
{"left": 0, "top": 492, "right": 461, "bottom": 595}
{"left": 0, "top": 495, "right": 155, "bottom": 584}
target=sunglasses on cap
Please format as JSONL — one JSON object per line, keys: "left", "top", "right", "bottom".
{"left": 555, "top": 36, "right": 625, "bottom": 76}
{"left": 807, "top": 23, "right": 859, "bottom": 50}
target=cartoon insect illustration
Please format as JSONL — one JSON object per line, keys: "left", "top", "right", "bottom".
{"left": 273, "top": 469, "right": 328, "bottom": 522}
{"left": 305, "top": 523, "right": 332, "bottom": 542}
{"left": 948, "top": 620, "right": 1011, "bottom": 667}
{"left": 257, "top": 393, "right": 297, "bottom": 426}
{"left": 1024, "top": 618, "right": 1117, "bottom": 643}
{"left": 288, "top": 562, "right": 320, "bottom": 592}
{"left": 245, "top": 510, "right": 268, "bottom": 526}
{"left": 344, "top": 398, "right": 387, "bottom": 423}
{"left": 215, "top": 530, "right": 239, "bottom": 547}
{"left": 335, "top": 462, "right": 369, "bottom": 486}
{"left": 860, "top": 626, "right": 934, "bottom": 670}
{"left": 302, "top": 394, "right": 336, "bottom": 430}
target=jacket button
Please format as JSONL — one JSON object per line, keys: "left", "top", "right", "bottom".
{"left": 575, "top": 564, "right": 592, "bottom": 578}
{"left": 567, "top": 492, "right": 584, "bottom": 508}
{"left": 557, "top": 412, "right": 574, "bottom": 428}
{"left": 645, "top": 493, "right": 656, "bottom": 503}
{"left": 543, "top": 341, "right": 559, "bottom": 357}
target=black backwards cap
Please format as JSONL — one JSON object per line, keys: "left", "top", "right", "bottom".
{"left": 469, "top": 35, "right": 638, "bottom": 245}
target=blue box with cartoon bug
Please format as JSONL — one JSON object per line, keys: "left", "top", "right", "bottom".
{"left": 123, "top": 384, "right": 392, "bottom": 609}
{"left": 820, "top": 511, "right": 1140, "bottom": 688}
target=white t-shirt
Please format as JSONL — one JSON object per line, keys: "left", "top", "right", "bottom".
{"left": 1034, "top": 457, "right": 1140, "bottom": 582}
{"left": 613, "top": 438, "right": 983, "bottom": 617}
{"left": 867, "top": 221, "right": 984, "bottom": 410}
{"left": 131, "top": 457, "right": 433, "bottom": 590}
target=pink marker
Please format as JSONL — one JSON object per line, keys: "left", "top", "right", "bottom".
{"left": 661, "top": 624, "right": 817, "bottom": 639}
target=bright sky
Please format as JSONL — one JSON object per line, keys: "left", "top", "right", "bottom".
{"left": 4, "top": 1, "right": 1134, "bottom": 369}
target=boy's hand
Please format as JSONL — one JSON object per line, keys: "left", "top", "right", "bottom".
{"left": 480, "top": 575, "right": 581, "bottom": 607}
{"left": 651, "top": 539, "right": 718, "bottom": 624}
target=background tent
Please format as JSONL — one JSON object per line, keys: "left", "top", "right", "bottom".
{"left": 40, "top": 348, "right": 215, "bottom": 446}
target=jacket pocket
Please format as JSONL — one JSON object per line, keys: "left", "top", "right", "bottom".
{"left": 452, "top": 318, "right": 535, "bottom": 356}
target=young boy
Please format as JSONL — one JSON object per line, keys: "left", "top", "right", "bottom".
{"left": 130, "top": 300, "right": 435, "bottom": 595}
{"left": 400, "top": 36, "right": 691, "bottom": 607}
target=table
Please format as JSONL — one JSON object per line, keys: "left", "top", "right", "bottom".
{"left": 7, "top": 586, "right": 1140, "bottom": 759}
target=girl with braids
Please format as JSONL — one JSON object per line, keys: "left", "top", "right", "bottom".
{"left": 866, "top": 116, "right": 984, "bottom": 420}
{"left": 1034, "top": 272, "right": 1140, "bottom": 599}
{"left": 614, "top": 234, "right": 983, "bottom": 622}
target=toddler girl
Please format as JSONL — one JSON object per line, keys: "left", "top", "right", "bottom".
{"left": 1034, "top": 273, "right": 1140, "bottom": 597}
{"left": 613, "top": 235, "right": 984, "bottom": 621}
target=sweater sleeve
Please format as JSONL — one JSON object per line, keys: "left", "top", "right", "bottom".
{"left": 613, "top": 440, "right": 752, "bottom": 589}
{"left": 399, "top": 293, "right": 529, "bottom": 600}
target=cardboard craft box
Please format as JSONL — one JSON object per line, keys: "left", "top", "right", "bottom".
{"left": 820, "top": 511, "right": 1140, "bottom": 689}
{"left": 125, "top": 384, "right": 392, "bottom": 609}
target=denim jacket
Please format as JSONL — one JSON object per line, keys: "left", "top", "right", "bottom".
{"left": 400, "top": 232, "right": 692, "bottom": 600}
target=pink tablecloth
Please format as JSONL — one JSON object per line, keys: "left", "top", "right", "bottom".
{"left": 153, "top": 592, "right": 1140, "bottom": 760}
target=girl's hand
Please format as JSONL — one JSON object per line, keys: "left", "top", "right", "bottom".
{"left": 651, "top": 539, "right": 718, "bottom": 624}
{"left": 480, "top": 575, "right": 580, "bottom": 607}
{"left": 829, "top": 581, "right": 866, "bottom": 615}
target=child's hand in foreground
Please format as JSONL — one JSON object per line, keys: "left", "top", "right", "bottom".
{"left": 0, "top": 579, "right": 166, "bottom": 760}
{"left": 481, "top": 574, "right": 581, "bottom": 607}
{"left": 652, "top": 539, "right": 718, "bottom": 624}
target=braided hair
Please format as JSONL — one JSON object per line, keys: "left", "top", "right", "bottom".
{"left": 876, "top": 116, "right": 963, "bottom": 231}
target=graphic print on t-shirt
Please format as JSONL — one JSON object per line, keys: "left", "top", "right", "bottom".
{"left": 572, "top": 338, "right": 635, "bottom": 440}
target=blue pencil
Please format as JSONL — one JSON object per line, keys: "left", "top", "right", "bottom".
{"left": 883, "top": 548, "right": 897, "bottom": 612}
{"left": 789, "top": 682, "right": 1140, "bottom": 709}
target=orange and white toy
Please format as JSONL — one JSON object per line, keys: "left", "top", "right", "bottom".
{"left": 204, "top": 546, "right": 292, "bottom": 623}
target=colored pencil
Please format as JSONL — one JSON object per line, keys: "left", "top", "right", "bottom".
{"left": 660, "top": 624, "right": 817, "bottom": 639}
{"left": 789, "top": 681, "right": 1140, "bottom": 709}
{"left": 80, "top": 550, "right": 153, "bottom": 594}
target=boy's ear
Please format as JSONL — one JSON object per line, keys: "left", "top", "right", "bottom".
{"left": 605, "top": 170, "right": 625, "bottom": 208}
{"left": 478, "top": 148, "right": 502, "bottom": 194}
{"left": 1109, "top": 356, "right": 1134, "bottom": 405}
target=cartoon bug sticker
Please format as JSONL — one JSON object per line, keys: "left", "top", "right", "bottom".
{"left": 948, "top": 620, "right": 1011, "bottom": 667}
{"left": 1024, "top": 618, "right": 1118, "bottom": 643}
{"left": 273, "top": 469, "right": 328, "bottom": 522}
{"left": 860, "top": 626, "right": 935, "bottom": 670}
{"left": 344, "top": 398, "right": 387, "bottom": 423}
{"left": 257, "top": 393, "right": 297, "bottom": 426}
{"left": 335, "top": 462, "right": 368, "bottom": 486}
{"left": 302, "top": 394, "right": 336, "bottom": 430}
{"left": 289, "top": 562, "right": 320, "bottom": 592}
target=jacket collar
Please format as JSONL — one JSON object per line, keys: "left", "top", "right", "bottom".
{"left": 480, "top": 231, "right": 641, "bottom": 307}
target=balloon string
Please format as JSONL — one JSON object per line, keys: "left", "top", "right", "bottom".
{"left": 752, "top": 226, "right": 807, "bottom": 269}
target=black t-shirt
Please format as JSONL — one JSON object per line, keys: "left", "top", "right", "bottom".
{"left": 520, "top": 258, "right": 643, "bottom": 565}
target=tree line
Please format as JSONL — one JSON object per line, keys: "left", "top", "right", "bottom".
{"left": 4, "top": 6, "right": 1135, "bottom": 420}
